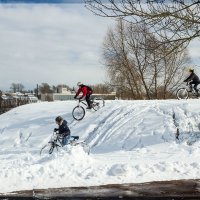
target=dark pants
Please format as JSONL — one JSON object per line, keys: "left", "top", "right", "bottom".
{"left": 60, "top": 131, "right": 71, "bottom": 146}
{"left": 189, "top": 81, "right": 200, "bottom": 93}
{"left": 62, "top": 135, "right": 70, "bottom": 146}
{"left": 86, "top": 93, "right": 92, "bottom": 107}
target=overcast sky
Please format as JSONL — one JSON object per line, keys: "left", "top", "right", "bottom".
{"left": 0, "top": 2, "right": 200, "bottom": 91}
{"left": 0, "top": 3, "right": 114, "bottom": 91}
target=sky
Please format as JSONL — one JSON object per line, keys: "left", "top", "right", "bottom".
{"left": 0, "top": 2, "right": 114, "bottom": 91}
{"left": 0, "top": 1, "right": 200, "bottom": 91}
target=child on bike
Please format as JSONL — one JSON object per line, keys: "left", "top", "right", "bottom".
{"left": 74, "top": 82, "right": 93, "bottom": 109}
{"left": 54, "top": 116, "right": 71, "bottom": 146}
{"left": 184, "top": 68, "right": 200, "bottom": 97}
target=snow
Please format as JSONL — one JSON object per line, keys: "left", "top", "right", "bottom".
{"left": 0, "top": 99, "right": 200, "bottom": 193}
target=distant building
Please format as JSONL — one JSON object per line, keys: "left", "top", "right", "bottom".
{"left": 41, "top": 86, "right": 75, "bottom": 101}
{"left": 1, "top": 92, "right": 38, "bottom": 103}
{"left": 57, "top": 87, "right": 69, "bottom": 94}
{"left": 26, "top": 94, "right": 39, "bottom": 103}
{"left": 13, "top": 92, "right": 38, "bottom": 103}
{"left": 41, "top": 87, "right": 116, "bottom": 101}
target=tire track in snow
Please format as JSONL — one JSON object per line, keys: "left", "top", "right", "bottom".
{"left": 85, "top": 104, "right": 151, "bottom": 151}
{"left": 122, "top": 103, "right": 176, "bottom": 150}
{"left": 84, "top": 107, "right": 123, "bottom": 148}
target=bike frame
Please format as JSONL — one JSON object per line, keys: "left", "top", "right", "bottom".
{"left": 48, "top": 132, "right": 63, "bottom": 151}
{"left": 76, "top": 99, "right": 88, "bottom": 107}
{"left": 40, "top": 132, "right": 80, "bottom": 155}
{"left": 187, "top": 82, "right": 200, "bottom": 92}
{"left": 51, "top": 132, "right": 79, "bottom": 146}
{"left": 40, "top": 132, "right": 90, "bottom": 155}
{"left": 72, "top": 97, "right": 104, "bottom": 121}
{"left": 76, "top": 98, "right": 101, "bottom": 109}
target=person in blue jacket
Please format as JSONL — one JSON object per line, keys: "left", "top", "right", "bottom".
{"left": 54, "top": 116, "right": 71, "bottom": 146}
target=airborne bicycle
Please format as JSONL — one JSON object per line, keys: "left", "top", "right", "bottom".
{"left": 40, "top": 131, "right": 90, "bottom": 155}
{"left": 176, "top": 82, "right": 200, "bottom": 100}
{"left": 72, "top": 97, "right": 105, "bottom": 121}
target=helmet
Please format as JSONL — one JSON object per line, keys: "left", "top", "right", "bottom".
{"left": 77, "top": 82, "right": 83, "bottom": 86}
{"left": 189, "top": 68, "right": 194, "bottom": 73}
{"left": 55, "top": 116, "right": 63, "bottom": 123}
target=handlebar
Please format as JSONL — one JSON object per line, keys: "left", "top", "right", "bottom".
{"left": 52, "top": 131, "right": 64, "bottom": 140}
{"left": 183, "top": 81, "right": 190, "bottom": 86}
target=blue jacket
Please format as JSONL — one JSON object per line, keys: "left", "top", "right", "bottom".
{"left": 58, "top": 120, "right": 70, "bottom": 136}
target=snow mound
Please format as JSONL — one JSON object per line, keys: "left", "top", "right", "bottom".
{"left": 0, "top": 99, "right": 200, "bottom": 193}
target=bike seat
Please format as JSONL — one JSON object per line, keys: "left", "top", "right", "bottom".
{"left": 71, "top": 136, "right": 79, "bottom": 141}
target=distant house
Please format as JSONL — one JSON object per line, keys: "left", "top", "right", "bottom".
{"left": 1, "top": 94, "right": 13, "bottom": 100}
{"left": 12, "top": 92, "right": 38, "bottom": 103}
{"left": 1, "top": 92, "right": 38, "bottom": 103}
{"left": 26, "top": 94, "right": 39, "bottom": 103}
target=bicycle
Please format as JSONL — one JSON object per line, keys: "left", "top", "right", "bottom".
{"left": 176, "top": 82, "right": 200, "bottom": 100}
{"left": 40, "top": 132, "right": 90, "bottom": 155}
{"left": 72, "top": 97, "right": 105, "bottom": 121}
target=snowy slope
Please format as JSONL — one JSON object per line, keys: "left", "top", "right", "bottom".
{"left": 0, "top": 99, "right": 200, "bottom": 193}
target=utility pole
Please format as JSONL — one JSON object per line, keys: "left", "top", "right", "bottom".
{"left": 36, "top": 84, "right": 39, "bottom": 98}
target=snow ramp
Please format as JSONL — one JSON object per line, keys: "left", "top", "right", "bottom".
{"left": 71, "top": 99, "right": 200, "bottom": 153}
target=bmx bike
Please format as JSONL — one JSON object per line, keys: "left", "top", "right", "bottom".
{"left": 40, "top": 132, "right": 90, "bottom": 155}
{"left": 176, "top": 82, "right": 200, "bottom": 100}
{"left": 72, "top": 97, "right": 105, "bottom": 121}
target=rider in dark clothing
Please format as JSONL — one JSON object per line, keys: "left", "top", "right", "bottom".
{"left": 54, "top": 116, "right": 71, "bottom": 146}
{"left": 74, "top": 82, "right": 93, "bottom": 109}
{"left": 184, "top": 68, "right": 200, "bottom": 96}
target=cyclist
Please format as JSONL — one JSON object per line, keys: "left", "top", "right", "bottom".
{"left": 74, "top": 82, "right": 93, "bottom": 109}
{"left": 184, "top": 68, "right": 200, "bottom": 97}
{"left": 54, "top": 116, "right": 71, "bottom": 146}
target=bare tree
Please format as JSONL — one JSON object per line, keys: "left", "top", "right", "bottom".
{"left": 85, "top": 0, "right": 200, "bottom": 49}
{"left": 103, "top": 20, "right": 189, "bottom": 99}
{"left": 103, "top": 20, "right": 145, "bottom": 99}
{"left": 92, "top": 83, "right": 111, "bottom": 93}
{"left": 39, "top": 83, "right": 53, "bottom": 94}
{"left": 56, "top": 84, "right": 72, "bottom": 91}
{"left": 10, "top": 83, "right": 24, "bottom": 93}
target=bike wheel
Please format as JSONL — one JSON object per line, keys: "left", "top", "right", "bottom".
{"left": 176, "top": 88, "right": 189, "bottom": 100}
{"left": 92, "top": 97, "right": 105, "bottom": 111}
{"left": 72, "top": 106, "right": 85, "bottom": 121}
{"left": 49, "top": 145, "right": 55, "bottom": 154}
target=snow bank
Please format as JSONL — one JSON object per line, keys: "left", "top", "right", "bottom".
{"left": 0, "top": 99, "right": 200, "bottom": 193}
